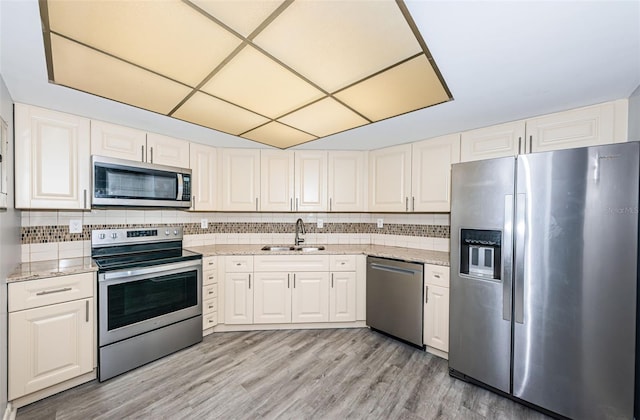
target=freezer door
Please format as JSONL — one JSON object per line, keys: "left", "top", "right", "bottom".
{"left": 449, "top": 156, "right": 515, "bottom": 393}
{"left": 513, "top": 143, "right": 638, "bottom": 419}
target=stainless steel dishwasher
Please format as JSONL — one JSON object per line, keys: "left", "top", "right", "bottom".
{"left": 366, "top": 256, "right": 424, "bottom": 348}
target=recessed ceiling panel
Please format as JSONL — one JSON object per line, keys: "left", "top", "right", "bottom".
{"left": 253, "top": 0, "right": 422, "bottom": 92}
{"left": 335, "top": 55, "right": 450, "bottom": 122}
{"left": 201, "top": 46, "right": 325, "bottom": 119}
{"left": 191, "top": 0, "right": 285, "bottom": 37}
{"left": 279, "top": 98, "right": 368, "bottom": 137}
{"left": 50, "top": 34, "right": 192, "bottom": 115}
{"left": 243, "top": 122, "right": 316, "bottom": 148}
{"left": 47, "top": 0, "right": 241, "bottom": 87}
{"left": 173, "top": 92, "right": 269, "bottom": 135}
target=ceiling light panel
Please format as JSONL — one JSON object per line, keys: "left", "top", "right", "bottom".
{"left": 190, "top": 0, "right": 285, "bottom": 37}
{"left": 243, "top": 122, "right": 316, "bottom": 149}
{"left": 334, "top": 55, "right": 450, "bottom": 122}
{"left": 279, "top": 98, "right": 368, "bottom": 137}
{"left": 253, "top": 0, "right": 423, "bottom": 92}
{"left": 47, "top": 0, "right": 241, "bottom": 87}
{"left": 201, "top": 46, "right": 325, "bottom": 119}
{"left": 173, "top": 92, "right": 269, "bottom": 135}
{"left": 50, "top": 34, "right": 193, "bottom": 115}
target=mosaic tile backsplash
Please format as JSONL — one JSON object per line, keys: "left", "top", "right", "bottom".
{"left": 20, "top": 210, "right": 450, "bottom": 262}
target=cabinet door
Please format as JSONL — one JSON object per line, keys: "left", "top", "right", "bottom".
{"left": 9, "top": 298, "right": 94, "bottom": 400}
{"left": 15, "top": 104, "right": 91, "bottom": 209}
{"left": 224, "top": 273, "right": 253, "bottom": 324}
{"left": 527, "top": 101, "right": 617, "bottom": 153}
{"left": 460, "top": 121, "right": 525, "bottom": 162}
{"left": 294, "top": 151, "right": 327, "bottom": 212}
{"left": 424, "top": 284, "right": 449, "bottom": 352}
{"left": 189, "top": 143, "right": 217, "bottom": 211}
{"left": 260, "top": 150, "right": 294, "bottom": 212}
{"left": 253, "top": 272, "right": 292, "bottom": 324}
{"left": 329, "top": 272, "right": 356, "bottom": 322}
{"left": 292, "top": 272, "right": 329, "bottom": 323}
{"left": 90, "top": 120, "right": 146, "bottom": 162}
{"left": 412, "top": 134, "right": 460, "bottom": 212}
{"left": 220, "top": 149, "right": 260, "bottom": 211}
{"left": 368, "top": 144, "right": 411, "bottom": 212}
{"left": 328, "top": 151, "right": 366, "bottom": 212}
{"left": 146, "top": 133, "right": 190, "bottom": 167}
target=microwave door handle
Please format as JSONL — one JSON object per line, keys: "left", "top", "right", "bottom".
{"left": 177, "top": 174, "right": 184, "bottom": 200}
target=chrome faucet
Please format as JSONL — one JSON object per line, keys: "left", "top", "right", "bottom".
{"left": 295, "top": 218, "right": 306, "bottom": 246}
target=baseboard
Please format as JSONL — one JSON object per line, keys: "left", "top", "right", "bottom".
{"left": 426, "top": 346, "right": 448, "bottom": 360}
{"left": 213, "top": 321, "right": 367, "bottom": 333}
{"left": 2, "top": 402, "right": 15, "bottom": 420}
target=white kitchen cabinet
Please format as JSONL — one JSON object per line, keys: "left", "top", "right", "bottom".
{"left": 260, "top": 150, "right": 294, "bottom": 212}
{"left": 291, "top": 271, "right": 330, "bottom": 323}
{"left": 368, "top": 144, "right": 412, "bottom": 212}
{"left": 220, "top": 149, "right": 260, "bottom": 211}
{"left": 328, "top": 151, "right": 367, "bottom": 212}
{"left": 15, "top": 103, "right": 91, "bottom": 210}
{"left": 423, "top": 264, "right": 449, "bottom": 356}
{"left": 202, "top": 256, "right": 218, "bottom": 331}
{"left": 8, "top": 272, "right": 94, "bottom": 401}
{"left": 411, "top": 134, "right": 460, "bottom": 212}
{"left": 224, "top": 256, "right": 254, "bottom": 325}
{"left": 294, "top": 151, "right": 327, "bottom": 212}
{"left": 91, "top": 121, "right": 189, "bottom": 167}
{"left": 253, "top": 272, "right": 292, "bottom": 324}
{"left": 189, "top": 143, "right": 217, "bottom": 211}
{"left": 329, "top": 271, "right": 356, "bottom": 322}
{"left": 460, "top": 120, "right": 525, "bottom": 162}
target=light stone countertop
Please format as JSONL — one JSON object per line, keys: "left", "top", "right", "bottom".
{"left": 8, "top": 257, "right": 98, "bottom": 283}
{"left": 186, "top": 244, "right": 450, "bottom": 267}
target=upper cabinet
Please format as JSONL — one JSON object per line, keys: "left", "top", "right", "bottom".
{"left": 368, "top": 144, "right": 412, "bottom": 212}
{"left": 91, "top": 121, "right": 189, "bottom": 167}
{"left": 189, "top": 143, "right": 217, "bottom": 211}
{"left": 411, "top": 134, "right": 460, "bottom": 212}
{"left": 328, "top": 151, "right": 367, "bottom": 212}
{"left": 260, "top": 150, "right": 295, "bottom": 212}
{"left": 15, "top": 103, "right": 91, "bottom": 210}
{"left": 294, "top": 151, "right": 328, "bottom": 212}
{"left": 220, "top": 149, "right": 260, "bottom": 211}
{"left": 461, "top": 100, "right": 628, "bottom": 162}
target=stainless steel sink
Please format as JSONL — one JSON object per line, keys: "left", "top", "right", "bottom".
{"left": 260, "top": 245, "right": 326, "bottom": 252}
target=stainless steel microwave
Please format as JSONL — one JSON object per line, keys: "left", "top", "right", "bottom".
{"left": 92, "top": 155, "right": 191, "bottom": 208}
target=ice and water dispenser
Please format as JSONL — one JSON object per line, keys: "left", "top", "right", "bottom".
{"left": 459, "top": 229, "right": 502, "bottom": 280}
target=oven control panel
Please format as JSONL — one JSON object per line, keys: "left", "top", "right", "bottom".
{"left": 91, "top": 226, "right": 183, "bottom": 247}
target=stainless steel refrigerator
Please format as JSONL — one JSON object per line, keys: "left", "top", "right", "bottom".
{"left": 449, "top": 142, "right": 639, "bottom": 419}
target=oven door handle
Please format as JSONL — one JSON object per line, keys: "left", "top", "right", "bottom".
{"left": 100, "top": 259, "right": 201, "bottom": 281}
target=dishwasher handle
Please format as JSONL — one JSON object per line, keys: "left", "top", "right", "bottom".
{"left": 369, "top": 262, "right": 422, "bottom": 276}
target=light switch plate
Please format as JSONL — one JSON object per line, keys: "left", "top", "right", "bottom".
{"left": 317, "top": 219, "right": 324, "bottom": 228}
{"left": 377, "top": 218, "right": 384, "bottom": 228}
{"left": 69, "top": 219, "right": 82, "bottom": 234}
{"left": 201, "top": 218, "right": 208, "bottom": 229}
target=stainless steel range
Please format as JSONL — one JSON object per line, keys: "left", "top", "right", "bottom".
{"left": 92, "top": 226, "right": 202, "bottom": 381}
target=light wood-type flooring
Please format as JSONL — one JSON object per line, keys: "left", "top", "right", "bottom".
{"left": 16, "top": 328, "right": 550, "bottom": 420}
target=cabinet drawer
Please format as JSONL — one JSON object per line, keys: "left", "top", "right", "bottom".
{"left": 330, "top": 255, "right": 357, "bottom": 271}
{"left": 424, "top": 264, "right": 449, "bottom": 288}
{"left": 225, "top": 256, "right": 253, "bottom": 272}
{"left": 203, "top": 256, "right": 217, "bottom": 270}
{"left": 9, "top": 272, "right": 94, "bottom": 312}
{"left": 203, "top": 284, "right": 217, "bottom": 299}
{"left": 254, "top": 255, "right": 329, "bottom": 272}
{"left": 203, "top": 297, "right": 217, "bottom": 315}
{"left": 203, "top": 312, "right": 218, "bottom": 329}
{"left": 203, "top": 270, "right": 217, "bottom": 285}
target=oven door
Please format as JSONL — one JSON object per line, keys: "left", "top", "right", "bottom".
{"left": 98, "top": 259, "right": 202, "bottom": 346}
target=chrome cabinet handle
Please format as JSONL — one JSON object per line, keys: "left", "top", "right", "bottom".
{"left": 331, "top": 273, "right": 334, "bottom": 288}
{"left": 192, "top": 195, "right": 195, "bottom": 209}
{"left": 208, "top": 289, "right": 214, "bottom": 295}
{"left": 288, "top": 273, "right": 290, "bottom": 288}
{"left": 329, "top": 198, "right": 332, "bottom": 212}
{"left": 518, "top": 137, "right": 522, "bottom": 155}
{"left": 150, "top": 147, "right": 153, "bottom": 163}
{"left": 412, "top": 196, "right": 415, "bottom": 212}
{"left": 208, "top": 261, "right": 214, "bottom": 266}
{"left": 85, "top": 300, "right": 89, "bottom": 322}
{"left": 141, "top": 145, "right": 145, "bottom": 162}
{"left": 529, "top": 135, "right": 532, "bottom": 154}
{"left": 290, "top": 198, "right": 293, "bottom": 211}
{"left": 36, "top": 287, "right": 72, "bottom": 296}
{"left": 434, "top": 274, "right": 440, "bottom": 279}
{"left": 208, "top": 275, "right": 214, "bottom": 280}
{"left": 405, "top": 197, "right": 409, "bottom": 211}
{"left": 83, "top": 189, "right": 87, "bottom": 209}
{"left": 296, "top": 198, "right": 299, "bottom": 211}
{"left": 293, "top": 273, "right": 296, "bottom": 288}
{"left": 425, "top": 285, "right": 429, "bottom": 304}
{"left": 249, "top": 274, "right": 251, "bottom": 289}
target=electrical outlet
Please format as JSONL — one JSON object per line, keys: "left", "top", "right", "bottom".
{"left": 377, "top": 218, "right": 384, "bottom": 228}
{"left": 69, "top": 219, "right": 82, "bottom": 234}
{"left": 201, "top": 218, "right": 208, "bottom": 229}
{"left": 317, "top": 219, "right": 324, "bottom": 228}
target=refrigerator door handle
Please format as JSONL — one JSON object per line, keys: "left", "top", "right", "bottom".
{"left": 502, "top": 195, "right": 514, "bottom": 321}
{"left": 514, "top": 193, "right": 526, "bottom": 324}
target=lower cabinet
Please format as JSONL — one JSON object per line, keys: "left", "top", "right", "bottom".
{"left": 223, "top": 256, "right": 254, "bottom": 325}
{"left": 8, "top": 272, "right": 95, "bottom": 401}
{"left": 291, "top": 272, "right": 330, "bottom": 323}
{"left": 423, "top": 264, "right": 450, "bottom": 356}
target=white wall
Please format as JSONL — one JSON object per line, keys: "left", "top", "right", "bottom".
{"left": 0, "top": 73, "right": 20, "bottom": 413}
{"left": 628, "top": 84, "right": 640, "bottom": 141}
